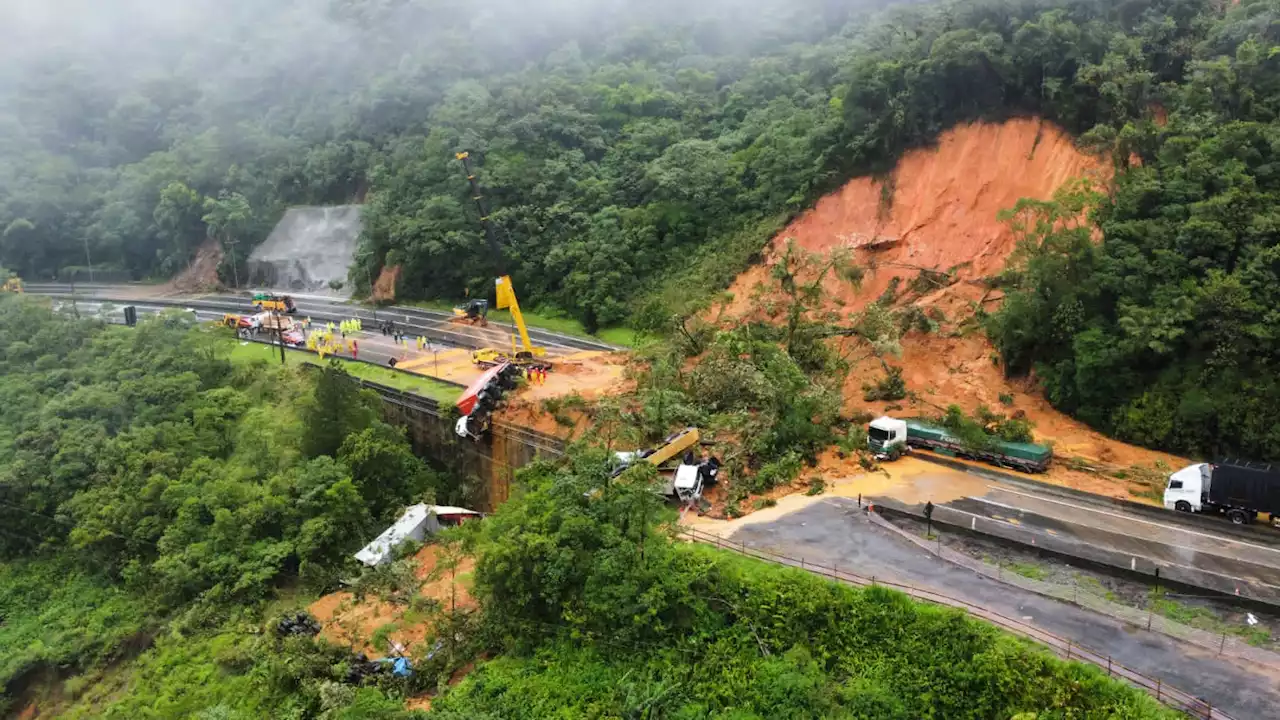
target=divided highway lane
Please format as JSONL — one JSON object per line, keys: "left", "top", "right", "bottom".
{"left": 62, "top": 299, "right": 455, "bottom": 377}
{"left": 871, "top": 457, "right": 1280, "bottom": 604}
{"left": 947, "top": 492, "right": 1280, "bottom": 591}
{"left": 24, "top": 284, "right": 620, "bottom": 354}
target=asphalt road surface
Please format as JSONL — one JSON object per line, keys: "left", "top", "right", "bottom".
{"left": 728, "top": 498, "right": 1280, "bottom": 718}
{"left": 865, "top": 458, "right": 1280, "bottom": 605}
{"left": 948, "top": 486, "right": 1280, "bottom": 590}
{"left": 59, "top": 299, "right": 466, "bottom": 384}
{"left": 26, "top": 283, "right": 618, "bottom": 356}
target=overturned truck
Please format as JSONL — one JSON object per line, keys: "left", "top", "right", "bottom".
{"left": 454, "top": 362, "right": 522, "bottom": 439}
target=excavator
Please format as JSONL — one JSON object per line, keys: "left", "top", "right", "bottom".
{"left": 451, "top": 297, "right": 489, "bottom": 327}
{"left": 2, "top": 273, "right": 23, "bottom": 293}
{"left": 454, "top": 152, "right": 550, "bottom": 371}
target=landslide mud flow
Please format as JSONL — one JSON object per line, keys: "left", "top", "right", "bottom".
{"left": 718, "top": 118, "right": 1187, "bottom": 498}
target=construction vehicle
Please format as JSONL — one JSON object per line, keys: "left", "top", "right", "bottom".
{"left": 252, "top": 292, "right": 296, "bottom": 314}
{"left": 868, "top": 416, "right": 1052, "bottom": 473}
{"left": 451, "top": 298, "right": 489, "bottom": 327}
{"left": 455, "top": 152, "right": 549, "bottom": 371}
{"left": 222, "top": 313, "right": 242, "bottom": 328}
{"left": 610, "top": 428, "right": 719, "bottom": 505}
{"left": 1, "top": 274, "right": 23, "bottom": 293}
{"left": 1164, "top": 460, "right": 1280, "bottom": 525}
{"left": 613, "top": 427, "right": 702, "bottom": 476}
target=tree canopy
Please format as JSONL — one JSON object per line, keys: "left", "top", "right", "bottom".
{"left": 0, "top": 296, "right": 443, "bottom": 701}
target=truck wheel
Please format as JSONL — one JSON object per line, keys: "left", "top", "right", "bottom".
{"left": 1175, "top": 501, "right": 1192, "bottom": 513}
{"left": 1228, "top": 509, "right": 1249, "bottom": 525}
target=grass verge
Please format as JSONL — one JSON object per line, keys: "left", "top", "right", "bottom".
{"left": 222, "top": 338, "right": 461, "bottom": 404}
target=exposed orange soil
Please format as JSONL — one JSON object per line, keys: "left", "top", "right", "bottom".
{"left": 713, "top": 118, "right": 1190, "bottom": 507}
{"left": 373, "top": 264, "right": 400, "bottom": 301}
{"left": 396, "top": 347, "right": 486, "bottom": 385}
{"left": 724, "top": 118, "right": 1109, "bottom": 317}
{"left": 838, "top": 327, "right": 1187, "bottom": 501}
{"left": 522, "top": 351, "right": 632, "bottom": 403}
{"left": 162, "top": 237, "right": 223, "bottom": 294}
{"left": 492, "top": 351, "right": 632, "bottom": 438}
{"left": 496, "top": 399, "right": 587, "bottom": 438}
{"left": 308, "top": 544, "right": 476, "bottom": 658}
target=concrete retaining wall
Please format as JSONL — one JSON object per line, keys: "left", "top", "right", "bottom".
{"left": 871, "top": 497, "right": 1280, "bottom": 609}
{"left": 356, "top": 379, "right": 565, "bottom": 512}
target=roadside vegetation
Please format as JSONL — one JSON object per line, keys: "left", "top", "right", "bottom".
{"left": 0, "top": 297, "right": 451, "bottom": 715}
{"left": 223, "top": 337, "right": 461, "bottom": 404}
{"left": 1, "top": 296, "right": 1176, "bottom": 718}
{"left": 7, "top": 0, "right": 1280, "bottom": 715}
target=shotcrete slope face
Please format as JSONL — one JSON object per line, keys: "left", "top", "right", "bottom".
{"left": 249, "top": 205, "right": 363, "bottom": 296}
{"left": 726, "top": 118, "right": 1108, "bottom": 314}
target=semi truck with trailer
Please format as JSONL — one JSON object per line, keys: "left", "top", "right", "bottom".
{"left": 1163, "top": 460, "right": 1280, "bottom": 525}
{"left": 867, "top": 416, "right": 1053, "bottom": 473}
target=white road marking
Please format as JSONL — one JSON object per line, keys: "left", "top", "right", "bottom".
{"left": 975, "top": 486, "right": 1280, "bottom": 556}
{"left": 941, "top": 503, "right": 1280, "bottom": 588}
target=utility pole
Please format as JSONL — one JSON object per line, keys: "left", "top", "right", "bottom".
{"left": 226, "top": 238, "right": 240, "bottom": 289}
{"left": 83, "top": 237, "right": 93, "bottom": 283}
{"left": 69, "top": 275, "right": 79, "bottom": 319}
{"left": 274, "top": 311, "right": 286, "bottom": 365}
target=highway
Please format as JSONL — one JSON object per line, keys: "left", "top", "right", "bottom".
{"left": 864, "top": 455, "right": 1280, "bottom": 606}
{"left": 714, "top": 499, "right": 1278, "bottom": 718}
{"left": 56, "top": 297, "right": 481, "bottom": 384}
{"left": 25, "top": 283, "right": 620, "bottom": 356}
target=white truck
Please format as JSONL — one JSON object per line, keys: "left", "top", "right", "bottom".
{"left": 1163, "top": 460, "right": 1280, "bottom": 525}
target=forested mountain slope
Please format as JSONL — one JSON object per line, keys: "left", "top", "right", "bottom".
{"left": 7, "top": 0, "right": 1280, "bottom": 458}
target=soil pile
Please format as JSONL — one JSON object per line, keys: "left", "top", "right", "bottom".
{"left": 373, "top": 264, "right": 400, "bottom": 301}
{"left": 163, "top": 237, "right": 223, "bottom": 294}
{"left": 726, "top": 118, "right": 1108, "bottom": 315}
{"left": 308, "top": 545, "right": 476, "bottom": 658}
{"left": 717, "top": 118, "right": 1188, "bottom": 501}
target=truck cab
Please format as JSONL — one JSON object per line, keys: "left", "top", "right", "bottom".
{"left": 868, "top": 416, "right": 909, "bottom": 458}
{"left": 1164, "top": 463, "right": 1208, "bottom": 512}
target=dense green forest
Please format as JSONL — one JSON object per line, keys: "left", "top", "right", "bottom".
{"left": 10, "top": 0, "right": 1280, "bottom": 458}
{"left": 0, "top": 296, "right": 449, "bottom": 711}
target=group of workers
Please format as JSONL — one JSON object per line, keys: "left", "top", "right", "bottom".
{"left": 307, "top": 328, "right": 359, "bottom": 360}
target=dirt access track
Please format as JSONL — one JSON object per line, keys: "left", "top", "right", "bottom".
{"left": 717, "top": 118, "right": 1190, "bottom": 502}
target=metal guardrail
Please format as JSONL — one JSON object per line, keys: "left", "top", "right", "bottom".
{"left": 677, "top": 525, "right": 1229, "bottom": 720}
{"left": 913, "top": 452, "right": 1280, "bottom": 543}
{"left": 865, "top": 510, "right": 1280, "bottom": 671}
{"left": 872, "top": 494, "right": 1280, "bottom": 608}
{"left": 344, "top": 372, "right": 568, "bottom": 458}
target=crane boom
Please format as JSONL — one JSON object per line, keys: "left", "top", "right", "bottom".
{"left": 456, "top": 152, "right": 506, "bottom": 275}
{"left": 454, "top": 151, "right": 545, "bottom": 359}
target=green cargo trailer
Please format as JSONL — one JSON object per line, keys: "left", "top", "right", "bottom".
{"left": 891, "top": 418, "right": 1052, "bottom": 472}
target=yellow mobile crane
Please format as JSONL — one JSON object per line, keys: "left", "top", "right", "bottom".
{"left": 455, "top": 152, "right": 549, "bottom": 370}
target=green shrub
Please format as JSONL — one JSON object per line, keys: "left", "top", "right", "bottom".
{"left": 863, "top": 366, "right": 907, "bottom": 402}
